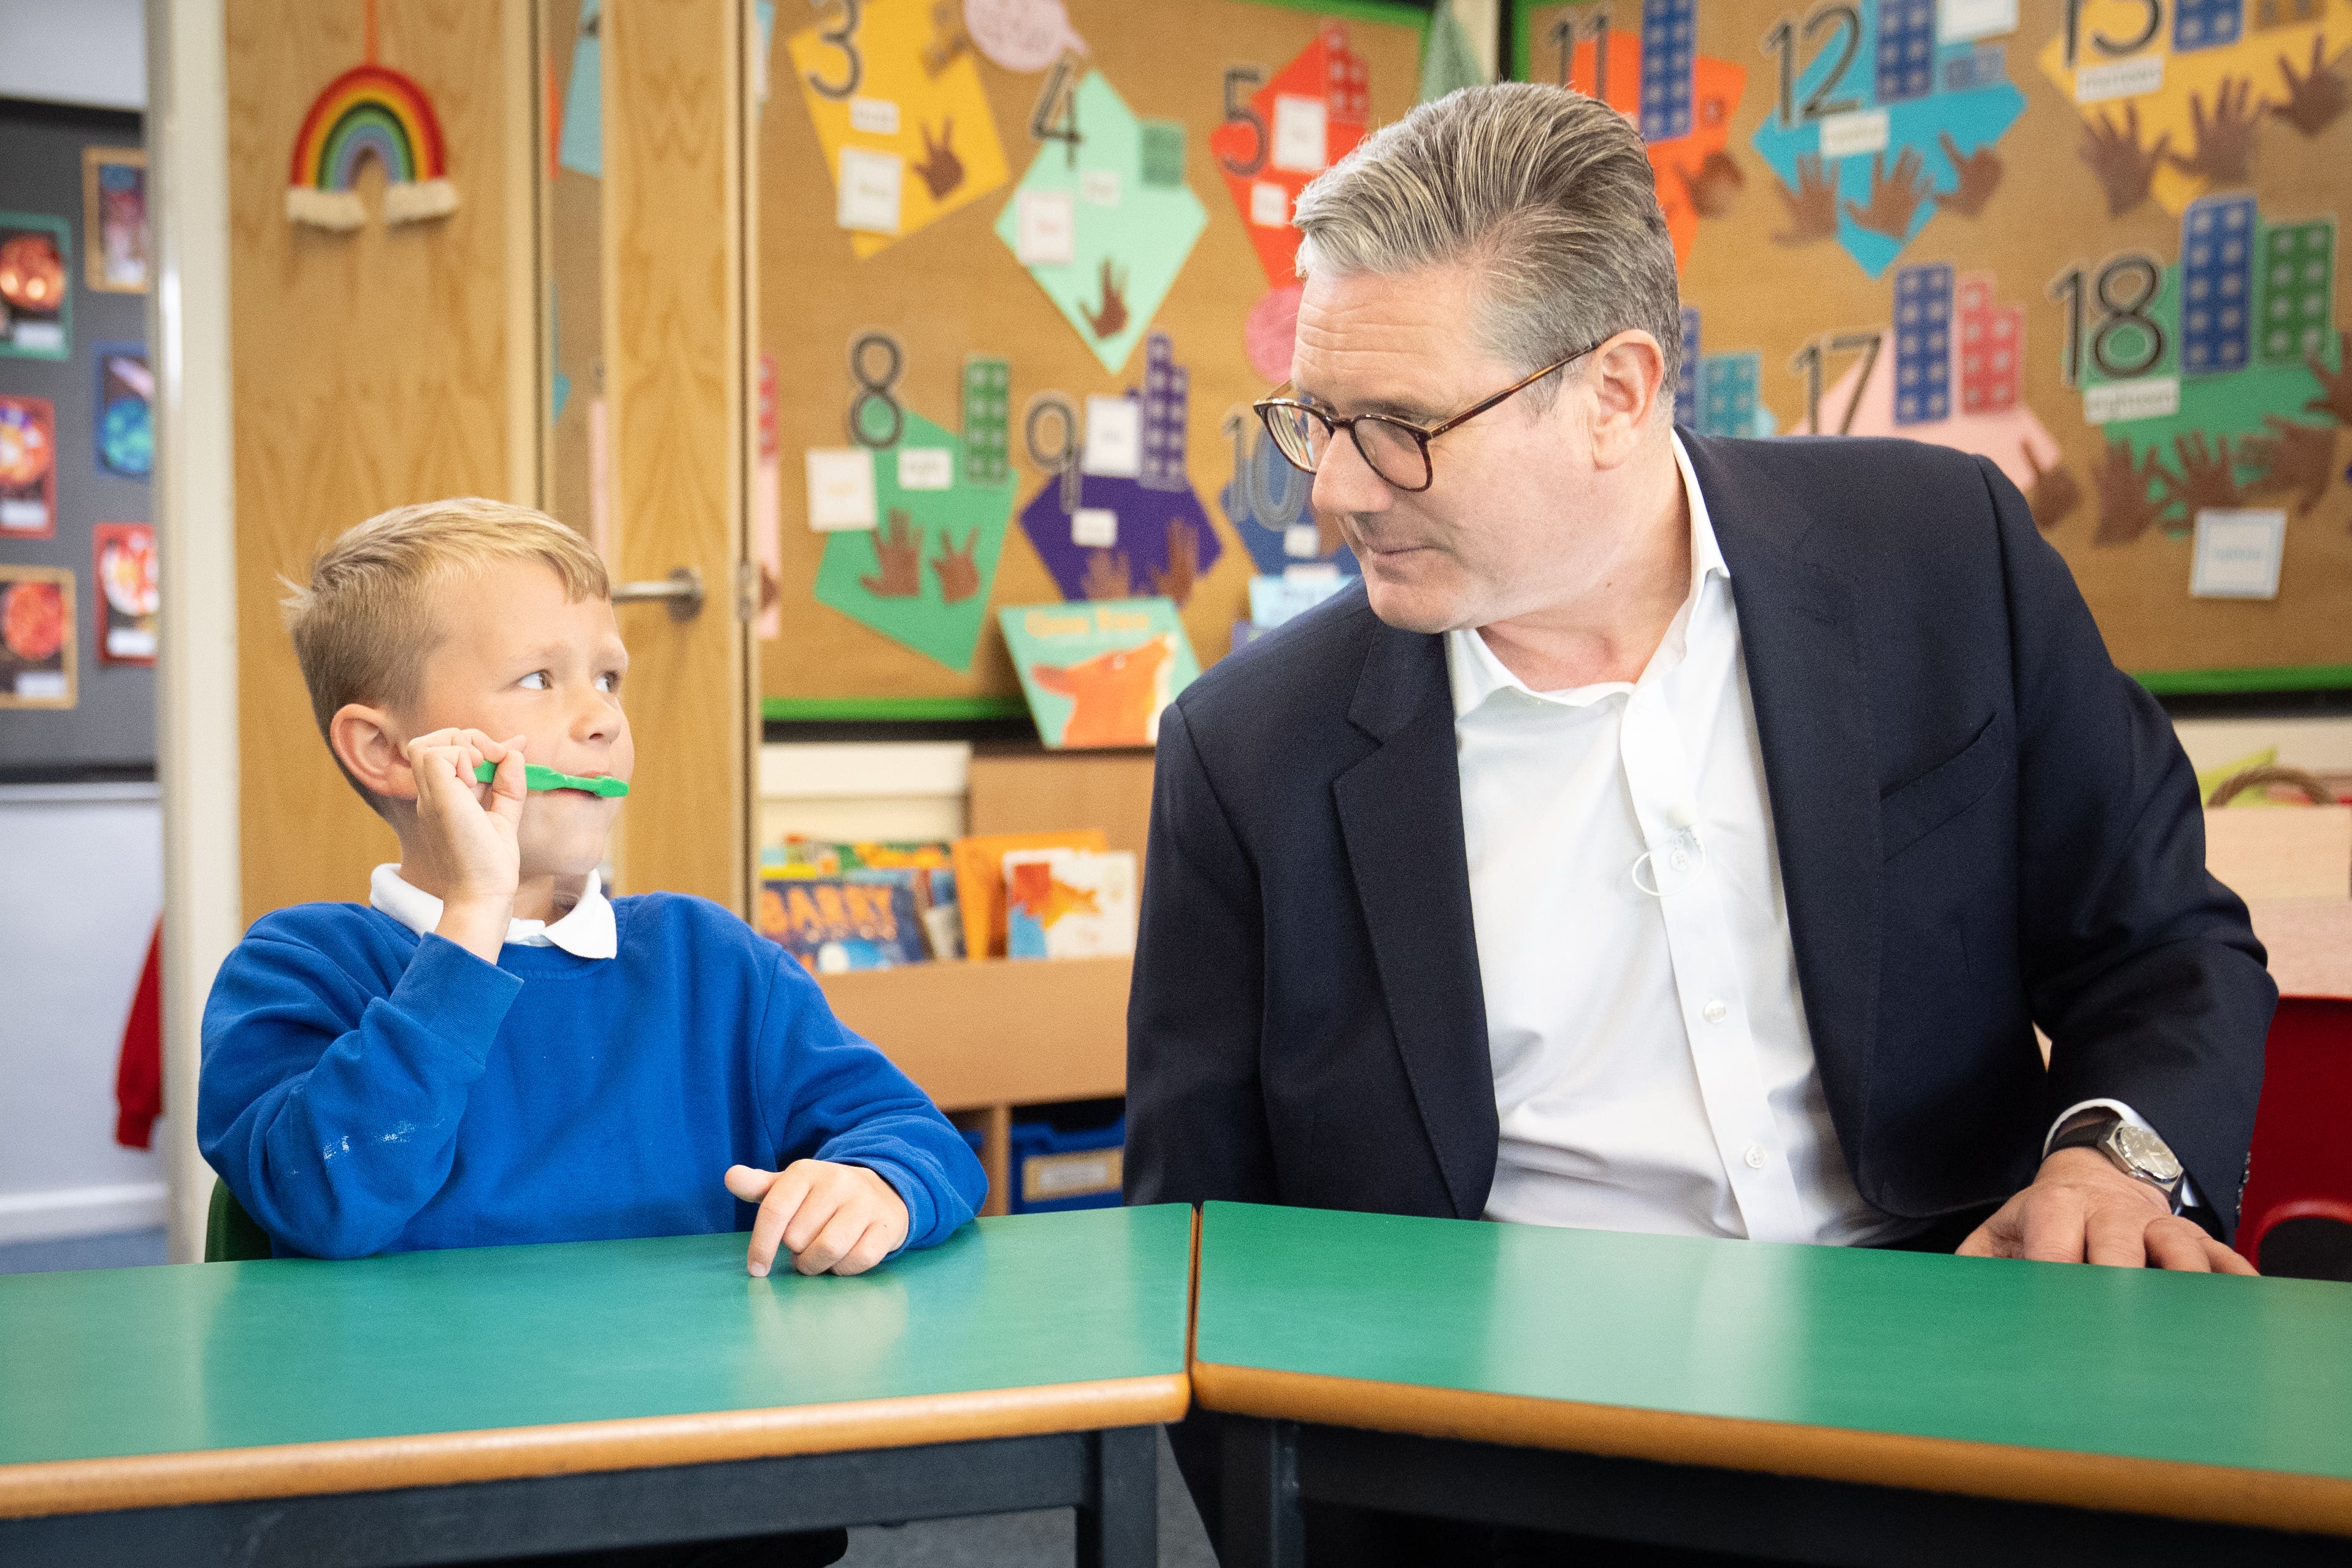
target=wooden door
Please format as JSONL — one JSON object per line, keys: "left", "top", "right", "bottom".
{"left": 596, "top": 0, "right": 755, "bottom": 913}
{"left": 224, "top": 0, "right": 755, "bottom": 920}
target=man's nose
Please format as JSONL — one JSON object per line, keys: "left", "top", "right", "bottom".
{"left": 1310, "top": 431, "right": 1391, "bottom": 516}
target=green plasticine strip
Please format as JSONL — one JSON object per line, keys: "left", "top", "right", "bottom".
{"left": 472, "top": 761, "right": 629, "bottom": 797}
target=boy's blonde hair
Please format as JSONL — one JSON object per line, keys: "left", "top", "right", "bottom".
{"left": 282, "top": 498, "right": 609, "bottom": 809}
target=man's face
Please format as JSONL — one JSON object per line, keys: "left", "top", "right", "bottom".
{"left": 1290, "top": 262, "right": 1614, "bottom": 635}
{"left": 398, "top": 558, "right": 634, "bottom": 879}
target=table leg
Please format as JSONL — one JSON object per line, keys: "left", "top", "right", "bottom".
{"left": 1077, "top": 1424, "right": 1159, "bottom": 1568}
{"left": 1221, "top": 1418, "right": 1305, "bottom": 1568}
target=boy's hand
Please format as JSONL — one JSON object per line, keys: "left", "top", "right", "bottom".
{"left": 402, "top": 728, "right": 528, "bottom": 962}
{"left": 724, "top": 1160, "right": 910, "bottom": 1278}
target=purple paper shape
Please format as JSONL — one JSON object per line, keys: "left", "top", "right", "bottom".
{"left": 1018, "top": 469, "right": 1223, "bottom": 601}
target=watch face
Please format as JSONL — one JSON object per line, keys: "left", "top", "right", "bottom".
{"left": 2110, "top": 1123, "right": 2183, "bottom": 1184}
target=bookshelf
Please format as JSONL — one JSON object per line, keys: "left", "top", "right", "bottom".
{"left": 788, "top": 745, "right": 1155, "bottom": 1214}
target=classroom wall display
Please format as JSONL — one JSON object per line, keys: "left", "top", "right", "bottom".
{"left": 761, "top": 0, "right": 1428, "bottom": 718}
{"left": 0, "top": 394, "right": 57, "bottom": 537}
{"left": 92, "top": 343, "right": 153, "bottom": 480}
{"left": 0, "top": 566, "right": 76, "bottom": 710}
{"left": 82, "top": 148, "right": 148, "bottom": 294}
{"left": 1512, "top": 0, "right": 2352, "bottom": 689}
{"left": 0, "top": 213, "right": 72, "bottom": 361}
{"left": 93, "top": 523, "right": 158, "bottom": 666}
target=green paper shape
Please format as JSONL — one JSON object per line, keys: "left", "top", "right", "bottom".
{"left": 962, "top": 356, "right": 1010, "bottom": 486}
{"left": 472, "top": 761, "right": 630, "bottom": 796}
{"left": 1138, "top": 120, "right": 1187, "bottom": 188}
{"left": 813, "top": 409, "right": 1016, "bottom": 672}
{"left": 993, "top": 73, "right": 1209, "bottom": 375}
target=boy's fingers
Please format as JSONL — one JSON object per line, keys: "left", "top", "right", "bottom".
{"left": 833, "top": 1222, "right": 894, "bottom": 1278}
{"left": 747, "top": 1169, "right": 813, "bottom": 1278}
{"left": 780, "top": 1179, "right": 840, "bottom": 1258}
{"left": 723, "top": 1164, "right": 777, "bottom": 1204}
{"left": 795, "top": 1207, "right": 871, "bottom": 1276}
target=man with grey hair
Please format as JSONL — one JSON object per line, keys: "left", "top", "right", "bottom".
{"left": 1126, "top": 82, "right": 2271, "bottom": 1559}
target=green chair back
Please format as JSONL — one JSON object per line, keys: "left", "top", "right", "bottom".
{"left": 205, "top": 1179, "right": 275, "bottom": 1262}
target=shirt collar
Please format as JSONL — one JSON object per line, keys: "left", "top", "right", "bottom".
{"left": 1447, "top": 431, "right": 1729, "bottom": 719}
{"left": 369, "top": 863, "right": 618, "bottom": 959}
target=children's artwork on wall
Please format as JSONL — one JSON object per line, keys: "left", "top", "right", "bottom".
{"left": 1218, "top": 404, "right": 1356, "bottom": 576}
{"left": 1525, "top": 3, "right": 1751, "bottom": 269}
{"left": 93, "top": 523, "right": 158, "bottom": 666}
{"left": 285, "top": 0, "right": 460, "bottom": 231}
{"left": 0, "top": 566, "right": 75, "bottom": 709}
{"left": 994, "top": 69, "right": 1209, "bottom": 372}
{"left": 559, "top": 0, "right": 604, "bottom": 178}
{"left": 82, "top": 149, "right": 148, "bottom": 294}
{"left": 812, "top": 407, "right": 1018, "bottom": 670}
{"left": 0, "top": 213, "right": 71, "bottom": 359}
{"left": 0, "top": 395, "right": 57, "bottom": 537}
{"left": 789, "top": 0, "right": 1012, "bottom": 257}
{"left": 998, "top": 596, "right": 1200, "bottom": 747}
{"left": 93, "top": 344, "right": 153, "bottom": 480}
{"left": 1015, "top": 331, "right": 1226, "bottom": 599}
{"left": 1745, "top": 0, "right": 2026, "bottom": 279}
{"left": 1211, "top": 24, "right": 1375, "bottom": 286}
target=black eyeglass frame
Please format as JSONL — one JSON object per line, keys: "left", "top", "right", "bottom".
{"left": 1250, "top": 340, "right": 1610, "bottom": 494}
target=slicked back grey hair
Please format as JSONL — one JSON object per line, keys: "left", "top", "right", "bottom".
{"left": 1291, "top": 82, "right": 1681, "bottom": 417}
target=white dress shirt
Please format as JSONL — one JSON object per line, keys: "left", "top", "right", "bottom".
{"left": 1453, "top": 435, "right": 2172, "bottom": 1247}
{"left": 369, "top": 864, "right": 618, "bottom": 959}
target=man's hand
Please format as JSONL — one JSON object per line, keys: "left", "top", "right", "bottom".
{"left": 402, "top": 729, "right": 527, "bottom": 963}
{"left": 724, "top": 1160, "right": 909, "bottom": 1278}
{"left": 1958, "top": 1148, "right": 2254, "bottom": 1273}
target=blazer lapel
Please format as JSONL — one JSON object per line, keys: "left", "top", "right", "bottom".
{"left": 1332, "top": 622, "right": 1499, "bottom": 1220}
{"left": 1680, "top": 434, "right": 1885, "bottom": 1181}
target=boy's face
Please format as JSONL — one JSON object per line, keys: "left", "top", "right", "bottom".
{"left": 396, "top": 558, "right": 633, "bottom": 878}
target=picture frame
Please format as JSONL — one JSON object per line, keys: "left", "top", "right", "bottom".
{"left": 82, "top": 147, "right": 148, "bottom": 295}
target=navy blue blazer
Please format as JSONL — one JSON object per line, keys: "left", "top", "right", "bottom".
{"left": 1124, "top": 431, "right": 2275, "bottom": 1240}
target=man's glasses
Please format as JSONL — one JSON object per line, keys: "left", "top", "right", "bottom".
{"left": 1251, "top": 341, "right": 1607, "bottom": 494}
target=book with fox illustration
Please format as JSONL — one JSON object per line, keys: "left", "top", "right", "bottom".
{"left": 997, "top": 598, "right": 1200, "bottom": 749}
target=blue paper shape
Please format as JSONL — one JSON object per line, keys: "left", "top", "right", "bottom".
{"left": 2181, "top": 194, "right": 2256, "bottom": 378}
{"left": 1893, "top": 263, "right": 1954, "bottom": 425}
{"left": 1750, "top": 82, "right": 2025, "bottom": 279}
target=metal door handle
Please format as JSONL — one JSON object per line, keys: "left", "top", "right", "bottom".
{"left": 611, "top": 566, "right": 704, "bottom": 622}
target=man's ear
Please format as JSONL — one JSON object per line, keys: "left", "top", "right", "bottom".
{"left": 329, "top": 703, "right": 415, "bottom": 802}
{"left": 1583, "top": 330, "right": 1667, "bottom": 468}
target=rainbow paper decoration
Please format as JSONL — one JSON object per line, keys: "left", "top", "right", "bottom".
{"left": 286, "top": 62, "right": 458, "bottom": 231}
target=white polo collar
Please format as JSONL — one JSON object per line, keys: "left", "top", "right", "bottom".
{"left": 369, "top": 863, "right": 618, "bottom": 959}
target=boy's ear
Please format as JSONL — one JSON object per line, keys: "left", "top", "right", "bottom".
{"left": 329, "top": 703, "right": 417, "bottom": 802}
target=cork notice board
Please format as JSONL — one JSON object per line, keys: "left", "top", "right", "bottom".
{"left": 1510, "top": 0, "right": 2352, "bottom": 690}
{"left": 758, "top": 0, "right": 1428, "bottom": 719}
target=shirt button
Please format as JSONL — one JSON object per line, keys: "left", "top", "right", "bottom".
{"left": 1668, "top": 849, "right": 1691, "bottom": 872}
{"left": 1703, "top": 999, "right": 1729, "bottom": 1024}
{"left": 1743, "top": 1143, "right": 1768, "bottom": 1170}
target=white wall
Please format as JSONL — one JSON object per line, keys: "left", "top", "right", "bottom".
{"left": 0, "top": 0, "right": 146, "bottom": 109}
{"left": 0, "top": 783, "right": 166, "bottom": 1242}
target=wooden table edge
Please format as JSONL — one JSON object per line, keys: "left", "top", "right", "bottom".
{"left": 1189, "top": 1361, "right": 2352, "bottom": 1540}
{"left": 0, "top": 1372, "right": 1191, "bottom": 1522}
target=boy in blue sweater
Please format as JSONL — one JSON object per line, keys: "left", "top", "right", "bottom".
{"left": 200, "top": 499, "right": 985, "bottom": 1280}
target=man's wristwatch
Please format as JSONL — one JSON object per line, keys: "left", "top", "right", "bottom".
{"left": 2048, "top": 1112, "right": 2186, "bottom": 1213}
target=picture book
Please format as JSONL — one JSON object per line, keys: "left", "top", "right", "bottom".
{"left": 1003, "top": 848, "right": 1139, "bottom": 959}
{"left": 755, "top": 872, "right": 927, "bottom": 973}
{"left": 997, "top": 597, "right": 1199, "bottom": 749}
{"left": 951, "top": 829, "right": 1108, "bottom": 959}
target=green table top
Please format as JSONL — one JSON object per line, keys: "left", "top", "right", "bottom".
{"left": 0, "top": 1205, "right": 1191, "bottom": 1513}
{"left": 1192, "top": 1202, "right": 2352, "bottom": 1526}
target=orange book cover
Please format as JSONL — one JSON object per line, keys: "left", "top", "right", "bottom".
{"left": 952, "top": 829, "right": 1109, "bottom": 959}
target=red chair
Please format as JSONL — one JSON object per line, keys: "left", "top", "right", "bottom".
{"left": 2235, "top": 996, "right": 2352, "bottom": 1280}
